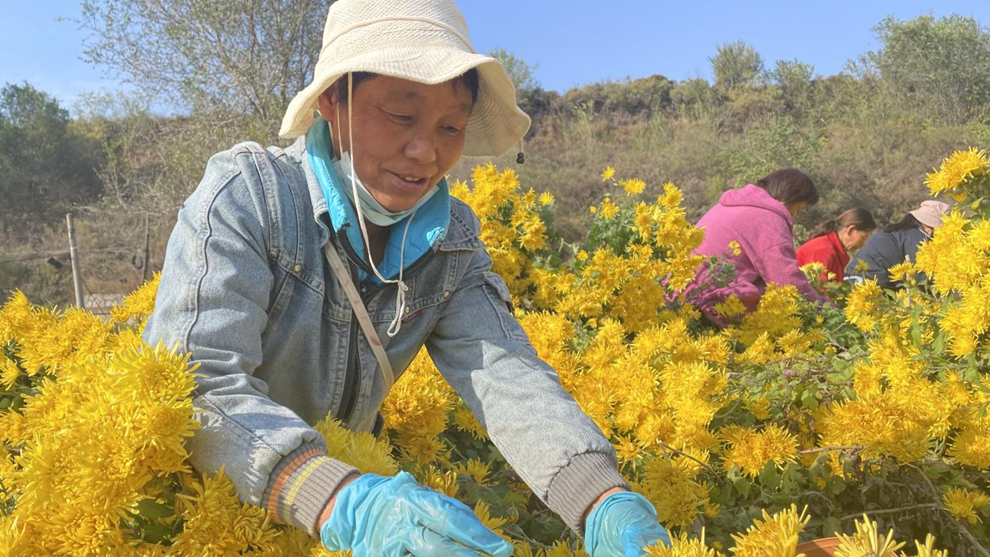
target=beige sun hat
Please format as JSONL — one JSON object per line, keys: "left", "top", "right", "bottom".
{"left": 280, "top": 0, "right": 531, "bottom": 158}
{"left": 909, "top": 199, "right": 952, "bottom": 229}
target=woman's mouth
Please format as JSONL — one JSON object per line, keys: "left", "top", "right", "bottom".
{"left": 388, "top": 171, "right": 430, "bottom": 193}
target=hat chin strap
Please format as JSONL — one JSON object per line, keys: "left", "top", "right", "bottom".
{"left": 344, "top": 72, "right": 412, "bottom": 338}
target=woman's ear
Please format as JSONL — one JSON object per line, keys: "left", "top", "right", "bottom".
{"left": 316, "top": 87, "right": 338, "bottom": 122}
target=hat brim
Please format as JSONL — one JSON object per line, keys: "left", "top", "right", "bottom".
{"left": 280, "top": 47, "right": 531, "bottom": 158}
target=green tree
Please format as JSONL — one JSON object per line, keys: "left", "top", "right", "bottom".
{"left": 856, "top": 15, "right": 990, "bottom": 123}
{"left": 79, "top": 0, "right": 334, "bottom": 126}
{"left": 0, "top": 83, "right": 103, "bottom": 226}
{"left": 771, "top": 59, "right": 815, "bottom": 113}
{"left": 489, "top": 48, "right": 540, "bottom": 92}
{"left": 710, "top": 41, "right": 764, "bottom": 91}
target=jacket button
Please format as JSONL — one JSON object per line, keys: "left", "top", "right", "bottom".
{"left": 442, "top": 290, "right": 450, "bottom": 299}
{"left": 293, "top": 264, "right": 303, "bottom": 274}
{"left": 269, "top": 250, "right": 278, "bottom": 259}
{"left": 404, "top": 307, "right": 411, "bottom": 314}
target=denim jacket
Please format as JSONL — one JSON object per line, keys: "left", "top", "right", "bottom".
{"left": 143, "top": 137, "right": 626, "bottom": 537}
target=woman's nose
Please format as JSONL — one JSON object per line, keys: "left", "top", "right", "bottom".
{"left": 404, "top": 132, "right": 437, "bottom": 164}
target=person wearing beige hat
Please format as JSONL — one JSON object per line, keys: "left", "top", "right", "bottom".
{"left": 845, "top": 199, "right": 952, "bottom": 288}
{"left": 143, "top": 0, "right": 670, "bottom": 555}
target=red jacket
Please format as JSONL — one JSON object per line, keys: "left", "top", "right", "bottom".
{"left": 797, "top": 231, "right": 848, "bottom": 282}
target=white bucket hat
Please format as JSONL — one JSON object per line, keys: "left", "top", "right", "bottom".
{"left": 280, "top": 0, "right": 531, "bottom": 158}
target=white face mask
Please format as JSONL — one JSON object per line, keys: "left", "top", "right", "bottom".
{"left": 331, "top": 145, "right": 439, "bottom": 227}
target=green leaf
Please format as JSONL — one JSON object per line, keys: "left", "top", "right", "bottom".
{"left": 909, "top": 318, "right": 924, "bottom": 349}
{"left": 822, "top": 516, "right": 842, "bottom": 537}
{"left": 732, "top": 475, "right": 751, "bottom": 498}
{"left": 134, "top": 498, "right": 175, "bottom": 521}
{"left": 923, "top": 461, "right": 951, "bottom": 482}
{"left": 808, "top": 455, "right": 824, "bottom": 481}
{"left": 139, "top": 522, "right": 174, "bottom": 544}
{"left": 825, "top": 477, "right": 845, "bottom": 496}
{"left": 758, "top": 461, "right": 780, "bottom": 486}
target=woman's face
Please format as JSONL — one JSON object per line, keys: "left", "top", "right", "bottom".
{"left": 786, "top": 201, "right": 809, "bottom": 218}
{"left": 841, "top": 226, "right": 873, "bottom": 251}
{"left": 318, "top": 75, "right": 474, "bottom": 212}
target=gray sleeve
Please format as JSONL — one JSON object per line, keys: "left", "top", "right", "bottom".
{"left": 143, "top": 147, "right": 355, "bottom": 534}
{"left": 425, "top": 233, "right": 626, "bottom": 535}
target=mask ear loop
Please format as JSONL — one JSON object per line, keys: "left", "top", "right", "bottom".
{"left": 345, "top": 72, "right": 412, "bottom": 337}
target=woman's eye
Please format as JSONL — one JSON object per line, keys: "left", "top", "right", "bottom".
{"left": 441, "top": 124, "right": 464, "bottom": 135}
{"left": 386, "top": 111, "right": 413, "bottom": 123}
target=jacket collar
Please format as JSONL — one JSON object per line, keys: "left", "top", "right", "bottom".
{"left": 827, "top": 231, "right": 847, "bottom": 256}
{"left": 299, "top": 119, "right": 451, "bottom": 283}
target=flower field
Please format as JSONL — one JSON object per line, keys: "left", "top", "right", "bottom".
{"left": 2, "top": 149, "right": 989, "bottom": 556}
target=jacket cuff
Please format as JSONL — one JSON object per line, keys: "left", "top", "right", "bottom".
{"left": 262, "top": 442, "right": 359, "bottom": 538}
{"left": 546, "top": 451, "right": 630, "bottom": 536}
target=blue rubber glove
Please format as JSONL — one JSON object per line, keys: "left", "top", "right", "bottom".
{"left": 320, "top": 471, "right": 513, "bottom": 557}
{"left": 585, "top": 491, "right": 672, "bottom": 557}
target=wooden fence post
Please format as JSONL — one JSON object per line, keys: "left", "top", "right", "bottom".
{"left": 66, "top": 213, "right": 85, "bottom": 308}
{"left": 142, "top": 213, "right": 151, "bottom": 283}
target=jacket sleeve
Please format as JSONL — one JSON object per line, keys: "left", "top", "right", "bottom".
{"left": 752, "top": 240, "right": 829, "bottom": 303}
{"left": 142, "top": 146, "right": 356, "bottom": 538}
{"left": 425, "top": 213, "right": 627, "bottom": 536}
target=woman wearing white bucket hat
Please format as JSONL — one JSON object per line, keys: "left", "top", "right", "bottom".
{"left": 845, "top": 199, "right": 952, "bottom": 288}
{"left": 144, "top": 0, "right": 671, "bottom": 555}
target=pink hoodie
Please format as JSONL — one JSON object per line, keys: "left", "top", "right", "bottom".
{"left": 688, "top": 184, "right": 826, "bottom": 324}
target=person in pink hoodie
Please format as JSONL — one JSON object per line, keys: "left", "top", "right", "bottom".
{"left": 687, "top": 168, "right": 829, "bottom": 325}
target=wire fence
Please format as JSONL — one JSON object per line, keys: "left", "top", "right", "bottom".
{"left": 0, "top": 210, "right": 173, "bottom": 315}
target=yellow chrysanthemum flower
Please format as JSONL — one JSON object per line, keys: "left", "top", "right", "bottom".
{"left": 834, "top": 514, "right": 905, "bottom": 557}
{"left": 845, "top": 280, "right": 883, "bottom": 332}
{"left": 909, "top": 534, "right": 948, "bottom": 557}
{"left": 713, "top": 294, "right": 747, "bottom": 319}
{"left": 729, "top": 505, "right": 809, "bottom": 557}
{"left": 110, "top": 273, "right": 161, "bottom": 325}
{"left": 172, "top": 468, "right": 280, "bottom": 554}
{"left": 599, "top": 197, "right": 619, "bottom": 219}
{"left": 645, "top": 529, "right": 722, "bottom": 557}
{"left": 457, "top": 458, "right": 492, "bottom": 486}
{"left": 635, "top": 456, "right": 707, "bottom": 527}
{"left": 418, "top": 465, "right": 459, "bottom": 498}
{"left": 620, "top": 178, "right": 647, "bottom": 196}
{"left": 925, "top": 147, "right": 988, "bottom": 198}
{"left": 473, "top": 500, "right": 509, "bottom": 539}
{"left": 314, "top": 415, "right": 398, "bottom": 476}
{"left": 721, "top": 424, "right": 798, "bottom": 478}
{"left": 943, "top": 487, "right": 990, "bottom": 524}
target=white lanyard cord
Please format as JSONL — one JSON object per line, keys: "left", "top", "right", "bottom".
{"left": 345, "top": 71, "right": 412, "bottom": 337}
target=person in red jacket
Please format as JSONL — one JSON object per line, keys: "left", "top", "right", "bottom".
{"left": 797, "top": 208, "right": 876, "bottom": 282}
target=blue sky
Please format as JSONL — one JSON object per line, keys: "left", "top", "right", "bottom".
{"left": 3, "top": 1, "right": 989, "bottom": 112}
